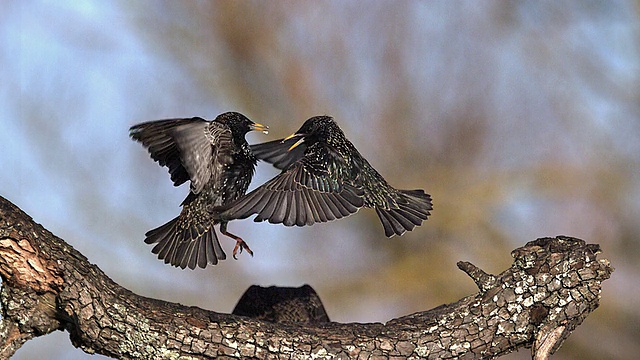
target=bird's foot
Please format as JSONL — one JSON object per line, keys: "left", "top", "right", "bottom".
{"left": 233, "top": 239, "right": 254, "bottom": 260}
{"left": 220, "top": 223, "right": 253, "bottom": 260}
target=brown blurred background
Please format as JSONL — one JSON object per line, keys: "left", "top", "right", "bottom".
{"left": 2, "top": 1, "right": 639, "bottom": 359}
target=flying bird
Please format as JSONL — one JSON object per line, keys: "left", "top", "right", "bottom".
{"left": 219, "top": 116, "right": 432, "bottom": 237}
{"left": 130, "top": 112, "right": 268, "bottom": 269}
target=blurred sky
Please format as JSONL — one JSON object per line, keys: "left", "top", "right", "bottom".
{"left": 2, "top": 1, "right": 639, "bottom": 359}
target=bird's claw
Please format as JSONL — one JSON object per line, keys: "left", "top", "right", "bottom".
{"left": 232, "top": 240, "right": 254, "bottom": 260}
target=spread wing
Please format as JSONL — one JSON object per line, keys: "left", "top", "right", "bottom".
{"left": 221, "top": 145, "right": 365, "bottom": 227}
{"left": 250, "top": 137, "right": 307, "bottom": 170}
{"left": 130, "top": 118, "right": 234, "bottom": 194}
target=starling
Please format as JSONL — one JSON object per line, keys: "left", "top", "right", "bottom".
{"left": 130, "top": 112, "right": 268, "bottom": 269}
{"left": 220, "top": 116, "right": 432, "bottom": 237}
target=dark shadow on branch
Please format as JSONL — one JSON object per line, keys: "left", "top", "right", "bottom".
{"left": 0, "top": 196, "right": 612, "bottom": 359}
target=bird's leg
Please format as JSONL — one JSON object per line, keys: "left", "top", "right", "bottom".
{"left": 220, "top": 222, "right": 253, "bottom": 259}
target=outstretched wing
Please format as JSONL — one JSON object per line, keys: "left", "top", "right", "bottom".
{"left": 130, "top": 118, "right": 234, "bottom": 194}
{"left": 250, "top": 137, "right": 307, "bottom": 170}
{"left": 221, "top": 145, "right": 365, "bottom": 227}
{"left": 170, "top": 120, "right": 234, "bottom": 195}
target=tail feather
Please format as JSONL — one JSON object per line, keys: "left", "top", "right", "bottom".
{"left": 395, "top": 204, "right": 425, "bottom": 225}
{"left": 375, "top": 189, "right": 432, "bottom": 237}
{"left": 375, "top": 208, "right": 406, "bottom": 237}
{"left": 144, "top": 216, "right": 226, "bottom": 269}
{"left": 389, "top": 208, "right": 421, "bottom": 230}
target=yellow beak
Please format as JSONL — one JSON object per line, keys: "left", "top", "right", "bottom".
{"left": 287, "top": 137, "right": 305, "bottom": 151}
{"left": 282, "top": 133, "right": 306, "bottom": 151}
{"left": 283, "top": 133, "right": 298, "bottom": 141}
{"left": 251, "top": 123, "right": 269, "bottom": 134}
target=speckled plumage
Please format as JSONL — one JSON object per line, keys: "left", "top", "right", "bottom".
{"left": 221, "top": 116, "right": 432, "bottom": 236}
{"left": 130, "top": 112, "right": 267, "bottom": 269}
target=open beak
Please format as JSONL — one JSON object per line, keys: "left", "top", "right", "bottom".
{"left": 250, "top": 123, "right": 269, "bottom": 134}
{"left": 283, "top": 133, "right": 306, "bottom": 151}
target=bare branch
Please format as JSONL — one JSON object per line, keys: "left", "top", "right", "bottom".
{"left": 0, "top": 196, "right": 613, "bottom": 359}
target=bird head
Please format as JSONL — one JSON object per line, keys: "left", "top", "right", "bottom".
{"left": 283, "top": 116, "right": 340, "bottom": 151}
{"left": 218, "top": 112, "right": 269, "bottom": 136}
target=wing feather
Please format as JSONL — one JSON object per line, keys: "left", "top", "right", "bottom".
{"left": 325, "top": 193, "right": 350, "bottom": 217}
{"left": 170, "top": 120, "right": 234, "bottom": 194}
{"left": 309, "top": 190, "right": 334, "bottom": 222}
{"left": 283, "top": 191, "right": 297, "bottom": 227}
{"left": 255, "top": 190, "right": 282, "bottom": 222}
{"left": 250, "top": 137, "right": 307, "bottom": 170}
{"left": 296, "top": 190, "right": 313, "bottom": 226}
{"left": 130, "top": 118, "right": 235, "bottom": 195}
{"left": 270, "top": 190, "right": 289, "bottom": 224}
{"left": 130, "top": 118, "right": 196, "bottom": 187}
{"left": 221, "top": 144, "right": 364, "bottom": 226}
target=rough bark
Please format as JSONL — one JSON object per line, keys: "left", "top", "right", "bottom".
{"left": 0, "top": 195, "right": 613, "bottom": 359}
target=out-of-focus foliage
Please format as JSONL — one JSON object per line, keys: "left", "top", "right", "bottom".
{"left": 2, "top": 1, "right": 638, "bottom": 359}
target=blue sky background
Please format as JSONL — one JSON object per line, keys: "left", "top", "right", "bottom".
{"left": 2, "top": 1, "right": 639, "bottom": 359}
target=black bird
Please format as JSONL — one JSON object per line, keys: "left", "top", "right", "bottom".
{"left": 220, "top": 116, "right": 432, "bottom": 237}
{"left": 130, "top": 112, "right": 268, "bottom": 269}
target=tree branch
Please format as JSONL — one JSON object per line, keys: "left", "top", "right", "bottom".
{"left": 0, "top": 196, "right": 613, "bottom": 359}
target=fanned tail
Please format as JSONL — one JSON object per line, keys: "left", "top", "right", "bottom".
{"left": 375, "top": 189, "right": 432, "bottom": 237}
{"left": 143, "top": 216, "right": 226, "bottom": 269}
